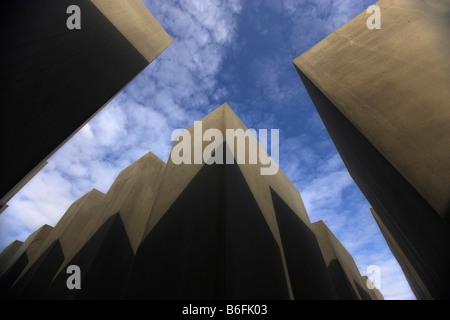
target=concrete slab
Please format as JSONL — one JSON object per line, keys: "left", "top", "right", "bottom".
{"left": 0, "top": 225, "right": 53, "bottom": 296}
{"left": 294, "top": 0, "right": 450, "bottom": 217}
{"left": 311, "top": 221, "right": 371, "bottom": 300}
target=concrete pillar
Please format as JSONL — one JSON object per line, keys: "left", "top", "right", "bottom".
{"left": 294, "top": 0, "right": 450, "bottom": 299}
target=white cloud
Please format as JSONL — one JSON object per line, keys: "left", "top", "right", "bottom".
{"left": 301, "top": 169, "right": 354, "bottom": 212}
{"left": 80, "top": 123, "right": 94, "bottom": 139}
{"left": 90, "top": 103, "right": 128, "bottom": 147}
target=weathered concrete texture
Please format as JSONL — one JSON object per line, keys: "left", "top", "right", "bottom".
{"left": 294, "top": 0, "right": 450, "bottom": 299}
{"left": 7, "top": 189, "right": 105, "bottom": 298}
{"left": 370, "top": 208, "right": 430, "bottom": 300}
{"left": 311, "top": 221, "right": 382, "bottom": 300}
{"left": 0, "top": 225, "right": 53, "bottom": 297}
{"left": 361, "top": 276, "right": 384, "bottom": 300}
{"left": 294, "top": 0, "right": 450, "bottom": 218}
{"left": 52, "top": 152, "right": 165, "bottom": 282}
{"left": 128, "top": 103, "right": 337, "bottom": 299}
{"left": 1, "top": 0, "right": 172, "bottom": 214}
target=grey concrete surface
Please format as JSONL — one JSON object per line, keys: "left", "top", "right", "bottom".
{"left": 294, "top": 0, "right": 450, "bottom": 218}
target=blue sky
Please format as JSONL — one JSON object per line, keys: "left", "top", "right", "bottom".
{"left": 0, "top": 0, "right": 415, "bottom": 299}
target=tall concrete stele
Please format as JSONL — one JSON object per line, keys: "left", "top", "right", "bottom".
{"left": 293, "top": 0, "right": 450, "bottom": 299}
{"left": 0, "top": 0, "right": 172, "bottom": 214}
{"left": 0, "top": 104, "right": 382, "bottom": 300}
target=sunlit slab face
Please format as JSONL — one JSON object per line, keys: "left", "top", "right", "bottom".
{"left": 294, "top": 0, "right": 450, "bottom": 218}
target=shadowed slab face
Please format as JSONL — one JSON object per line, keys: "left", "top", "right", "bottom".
{"left": 123, "top": 159, "right": 290, "bottom": 299}
{"left": 123, "top": 162, "right": 227, "bottom": 300}
{"left": 271, "top": 189, "right": 338, "bottom": 300}
{"left": 45, "top": 213, "right": 134, "bottom": 300}
{"left": 296, "top": 68, "right": 450, "bottom": 299}
{"left": 311, "top": 221, "right": 369, "bottom": 300}
{"left": 0, "top": 241, "right": 23, "bottom": 274}
{"left": 354, "top": 281, "right": 372, "bottom": 301}
{"left": 225, "top": 160, "right": 290, "bottom": 299}
{"left": 8, "top": 240, "right": 64, "bottom": 300}
{"left": 372, "top": 210, "right": 429, "bottom": 300}
{"left": 0, "top": 252, "right": 28, "bottom": 299}
{"left": 327, "top": 259, "right": 360, "bottom": 300}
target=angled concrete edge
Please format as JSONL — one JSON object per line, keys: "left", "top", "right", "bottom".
{"left": 293, "top": 0, "right": 450, "bottom": 217}
{"left": 141, "top": 102, "right": 317, "bottom": 300}
{"left": 91, "top": 0, "right": 173, "bottom": 63}
{"left": 311, "top": 220, "right": 368, "bottom": 299}
{"left": 52, "top": 151, "right": 165, "bottom": 280}
{"left": 13, "top": 189, "right": 106, "bottom": 287}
